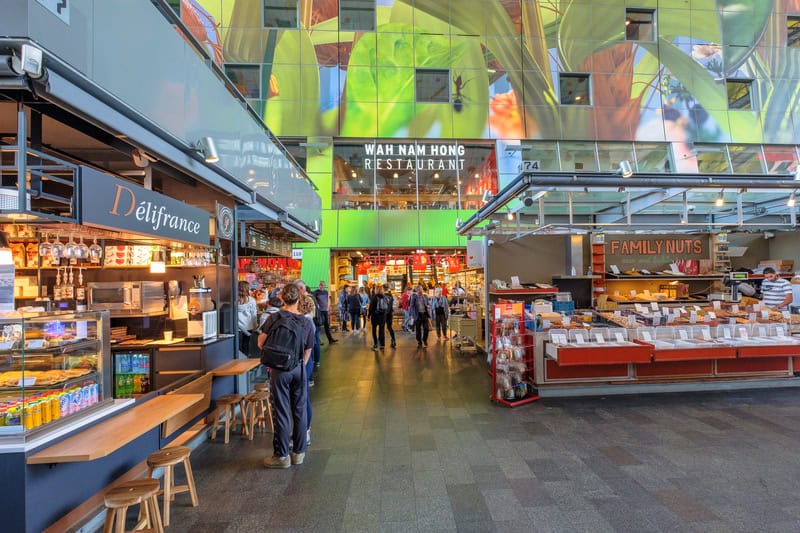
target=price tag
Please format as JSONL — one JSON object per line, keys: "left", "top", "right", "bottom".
{"left": 740, "top": 329, "right": 749, "bottom": 340}
{"left": 753, "top": 304, "right": 761, "bottom": 312}
{"left": 542, "top": 320, "right": 551, "bottom": 329}
{"left": 678, "top": 307, "right": 687, "bottom": 315}
{"left": 610, "top": 265, "right": 620, "bottom": 274}
{"left": 627, "top": 315, "right": 638, "bottom": 327}
{"left": 689, "top": 311, "right": 697, "bottom": 324}
{"left": 702, "top": 329, "right": 712, "bottom": 341}
{"left": 728, "top": 318, "right": 736, "bottom": 326}
{"left": 749, "top": 313, "right": 757, "bottom": 323}
{"left": 634, "top": 303, "right": 646, "bottom": 313}
{"left": 613, "top": 291, "right": 621, "bottom": 297}
{"left": 732, "top": 304, "right": 739, "bottom": 313}
{"left": 643, "top": 289, "right": 651, "bottom": 296}
{"left": 594, "top": 332, "right": 606, "bottom": 343}
{"left": 723, "top": 328, "right": 731, "bottom": 338}
{"left": 761, "top": 310, "right": 769, "bottom": 320}
{"left": 712, "top": 301, "right": 721, "bottom": 310}
{"left": 679, "top": 329, "right": 689, "bottom": 340}
{"left": 563, "top": 316, "right": 571, "bottom": 327}
{"left": 662, "top": 307, "right": 670, "bottom": 316}
{"left": 630, "top": 290, "right": 637, "bottom": 297}
{"left": 642, "top": 331, "right": 653, "bottom": 342}
{"left": 554, "top": 334, "right": 568, "bottom": 344}
{"left": 782, "top": 311, "right": 791, "bottom": 320}
{"left": 26, "top": 339, "right": 46, "bottom": 349}
{"left": 653, "top": 316, "right": 661, "bottom": 326}
{"left": 757, "top": 326, "right": 767, "bottom": 337}
{"left": 703, "top": 314, "right": 711, "bottom": 323}
{"left": 574, "top": 334, "right": 585, "bottom": 344}
{"left": 777, "top": 327, "right": 787, "bottom": 338}
{"left": 614, "top": 332, "right": 625, "bottom": 343}
{"left": 650, "top": 302, "right": 659, "bottom": 311}
{"left": 708, "top": 312, "right": 717, "bottom": 320}
{"left": 613, "top": 310, "right": 621, "bottom": 318}
{"left": 495, "top": 307, "right": 501, "bottom": 319}
{"left": 670, "top": 262, "right": 680, "bottom": 273}
{"left": 17, "top": 377, "right": 36, "bottom": 387}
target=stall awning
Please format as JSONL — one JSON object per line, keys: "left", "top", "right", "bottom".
{"left": 457, "top": 171, "right": 800, "bottom": 236}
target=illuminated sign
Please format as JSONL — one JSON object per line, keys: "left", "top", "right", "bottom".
{"left": 363, "top": 143, "right": 465, "bottom": 171}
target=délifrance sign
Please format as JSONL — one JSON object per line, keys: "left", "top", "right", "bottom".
{"left": 80, "top": 167, "right": 210, "bottom": 246}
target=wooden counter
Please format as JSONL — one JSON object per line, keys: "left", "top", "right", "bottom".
{"left": 27, "top": 394, "right": 203, "bottom": 464}
{"left": 210, "top": 358, "right": 261, "bottom": 376}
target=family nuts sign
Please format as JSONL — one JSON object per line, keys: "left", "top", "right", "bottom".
{"left": 80, "top": 167, "right": 210, "bottom": 245}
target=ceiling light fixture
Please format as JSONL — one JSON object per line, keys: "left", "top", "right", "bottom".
{"left": 393, "top": 172, "right": 399, "bottom": 178}
{"left": 506, "top": 209, "right": 514, "bottom": 221}
{"left": 195, "top": 137, "right": 219, "bottom": 163}
{"left": 617, "top": 160, "right": 633, "bottom": 178}
{"left": 788, "top": 192, "right": 796, "bottom": 207}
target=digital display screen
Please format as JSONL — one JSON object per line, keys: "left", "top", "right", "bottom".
{"left": 729, "top": 272, "right": 749, "bottom": 281}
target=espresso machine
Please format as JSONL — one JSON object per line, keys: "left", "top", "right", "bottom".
{"left": 186, "top": 276, "right": 217, "bottom": 340}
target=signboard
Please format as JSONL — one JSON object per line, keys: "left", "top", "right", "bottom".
{"left": 291, "top": 249, "right": 303, "bottom": 260}
{"left": 80, "top": 167, "right": 210, "bottom": 245}
{"left": 605, "top": 235, "right": 709, "bottom": 272}
{"left": 35, "top": 0, "right": 70, "bottom": 25}
{"left": 216, "top": 202, "right": 234, "bottom": 241}
{"left": 412, "top": 252, "right": 430, "bottom": 272}
{"left": 518, "top": 160, "right": 541, "bottom": 172}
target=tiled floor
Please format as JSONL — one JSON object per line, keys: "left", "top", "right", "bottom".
{"left": 164, "top": 327, "right": 800, "bottom": 532}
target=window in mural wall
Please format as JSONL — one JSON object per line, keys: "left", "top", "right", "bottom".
{"left": 416, "top": 69, "right": 451, "bottom": 103}
{"left": 166, "top": 0, "right": 180, "bottom": 14}
{"left": 332, "top": 141, "right": 496, "bottom": 210}
{"left": 263, "top": 0, "right": 298, "bottom": 28}
{"left": 225, "top": 65, "right": 261, "bottom": 99}
{"left": 597, "top": 143, "right": 636, "bottom": 173}
{"left": 762, "top": 146, "right": 800, "bottom": 174}
{"left": 726, "top": 79, "right": 753, "bottom": 110}
{"left": 559, "top": 74, "right": 591, "bottom": 106}
{"left": 559, "top": 142, "right": 598, "bottom": 171}
{"left": 633, "top": 143, "right": 671, "bottom": 173}
{"left": 340, "top": 0, "right": 376, "bottom": 32}
{"left": 728, "top": 145, "right": 766, "bottom": 174}
{"left": 788, "top": 16, "right": 800, "bottom": 47}
{"left": 625, "top": 9, "right": 655, "bottom": 42}
{"left": 695, "top": 145, "right": 731, "bottom": 174}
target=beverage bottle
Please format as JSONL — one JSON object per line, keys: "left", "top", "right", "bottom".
{"left": 75, "top": 268, "right": 87, "bottom": 312}
{"left": 125, "top": 374, "right": 133, "bottom": 397}
{"left": 133, "top": 374, "right": 141, "bottom": 394}
{"left": 141, "top": 374, "right": 150, "bottom": 394}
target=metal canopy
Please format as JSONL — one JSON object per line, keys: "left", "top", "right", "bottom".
{"left": 457, "top": 170, "right": 800, "bottom": 237}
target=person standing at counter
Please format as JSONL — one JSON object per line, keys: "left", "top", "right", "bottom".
{"left": 237, "top": 281, "right": 259, "bottom": 358}
{"left": 258, "top": 283, "right": 313, "bottom": 468}
{"left": 761, "top": 267, "right": 793, "bottom": 311}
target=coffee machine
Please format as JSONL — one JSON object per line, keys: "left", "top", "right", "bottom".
{"left": 186, "top": 276, "right": 217, "bottom": 340}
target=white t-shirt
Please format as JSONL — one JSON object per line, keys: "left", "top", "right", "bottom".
{"left": 238, "top": 296, "right": 258, "bottom": 331}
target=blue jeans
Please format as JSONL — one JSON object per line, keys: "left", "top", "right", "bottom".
{"left": 313, "top": 326, "right": 321, "bottom": 366}
{"left": 403, "top": 309, "right": 410, "bottom": 330}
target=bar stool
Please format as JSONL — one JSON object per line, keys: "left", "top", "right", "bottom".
{"left": 103, "top": 478, "right": 163, "bottom": 533}
{"left": 243, "top": 390, "right": 273, "bottom": 440}
{"left": 146, "top": 446, "right": 199, "bottom": 527}
{"left": 210, "top": 393, "right": 248, "bottom": 444}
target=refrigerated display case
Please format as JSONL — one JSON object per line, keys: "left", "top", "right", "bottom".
{"left": 111, "top": 349, "right": 153, "bottom": 398}
{"left": 0, "top": 310, "right": 111, "bottom": 436}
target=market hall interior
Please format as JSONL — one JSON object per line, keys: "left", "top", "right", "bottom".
{"left": 162, "top": 330, "right": 800, "bottom": 533}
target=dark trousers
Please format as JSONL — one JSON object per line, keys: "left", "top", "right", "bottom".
{"left": 371, "top": 316, "right": 386, "bottom": 347}
{"left": 321, "top": 310, "right": 335, "bottom": 342}
{"left": 349, "top": 309, "right": 361, "bottom": 331}
{"left": 385, "top": 312, "right": 396, "bottom": 344}
{"left": 339, "top": 308, "right": 349, "bottom": 330}
{"left": 311, "top": 326, "right": 321, "bottom": 368}
{"left": 434, "top": 311, "right": 448, "bottom": 337}
{"left": 270, "top": 363, "right": 307, "bottom": 457}
{"left": 415, "top": 312, "right": 430, "bottom": 345}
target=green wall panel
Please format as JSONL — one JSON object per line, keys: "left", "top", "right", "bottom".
{"left": 337, "top": 211, "right": 381, "bottom": 248}
{"left": 377, "top": 210, "right": 421, "bottom": 247}
{"left": 418, "top": 211, "right": 463, "bottom": 247}
{"left": 299, "top": 248, "right": 331, "bottom": 286}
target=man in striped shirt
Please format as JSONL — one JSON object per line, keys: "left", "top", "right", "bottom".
{"left": 760, "top": 267, "right": 793, "bottom": 311}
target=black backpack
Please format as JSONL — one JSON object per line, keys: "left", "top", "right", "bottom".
{"left": 376, "top": 295, "right": 388, "bottom": 314}
{"left": 260, "top": 310, "right": 305, "bottom": 371}
{"left": 312, "top": 295, "right": 323, "bottom": 327}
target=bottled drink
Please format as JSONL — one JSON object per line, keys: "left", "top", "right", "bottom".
{"left": 116, "top": 374, "right": 126, "bottom": 398}
{"left": 141, "top": 374, "right": 150, "bottom": 394}
{"left": 133, "top": 374, "right": 142, "bottom": 395}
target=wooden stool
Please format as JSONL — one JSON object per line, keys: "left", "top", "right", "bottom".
{"left": 146, "top": 446, "right": 199, "bottom": 527}
{"left": 254, "top": 381, "right": 269, "bottom": 392}
{"left": 210, "top": 393, "right": 248, "bottom": 444}
{"left": 243, "top": 390, "right": 273, "bottom": 440}
{"left": 103, "top": 478, "right": 163, "bottom": 533}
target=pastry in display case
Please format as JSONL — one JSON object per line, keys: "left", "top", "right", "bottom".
{"left": 0, "top": 310, "right": 111, "bottom": 435}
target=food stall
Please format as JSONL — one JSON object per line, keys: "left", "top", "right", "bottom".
{"left": 458, "top": 161, "right": 800, "bottom": 401}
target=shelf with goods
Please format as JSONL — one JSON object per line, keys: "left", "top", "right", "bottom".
{"left": 599, "top": 274, "right": 724, "bottom": 308}
{"left": 590, "top": 242, "right": 607, "bottom": 296}
{"left": 712, "top": 233, "right": 731, "bottom": 273}
{"left": 489, "top": 302, "right": 539, "bottom": 407}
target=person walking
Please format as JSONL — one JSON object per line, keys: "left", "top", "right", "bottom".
{"left": 338, "top": 285, "right": 350, "bottom": 332}
{"left": 258, "top": 283, "right": 314, "bottom": 468}
{"left": 383, "top": 285, "right": 397, "bottom": 348}
{"left": 237, "top": 280, "right": 259, "bottom": 358}
{"left": 367, "top": 285, "right": 390, "bottom": 350}
{"left": 313, "top": 281, "right": 337, "bottom": 348}
{"left": 431, "top": 287, "right": 450, "bottom": 340}
{"left": 400, "top": 285, "right": 413, "bottom": 332}
{"left": 409, "top": 285, "right": 431, "bottom": 348}
{"left": 346, "top": 286, "right": 362, "bottom": 332}
{"left": 358, "top": 286, "right": 370, "bottom": 331}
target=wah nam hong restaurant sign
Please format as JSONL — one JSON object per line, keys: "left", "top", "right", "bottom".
{"left": 80, "top": 167, "right": 210, "bottom": 245}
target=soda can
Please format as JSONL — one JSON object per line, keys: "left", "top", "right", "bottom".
{"left": 60, "top": 393, "right": 71, "bottom": 417}
{"left": 40, "top": 399, "right": 51, "bottom": 424}
{"left": 50, "top": 396, "right": 60, "bottom": 420}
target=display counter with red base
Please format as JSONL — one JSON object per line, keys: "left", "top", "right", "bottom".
{"left": 533, "top": 332, "right": 800, "bottom": 397}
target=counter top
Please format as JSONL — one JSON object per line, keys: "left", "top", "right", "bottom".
{"left": 210, "top": 358, "right": 261, "bottom": 376}
{"left": 26, "top": 394, "right": 203, "bottom": 464}
{"left": 111, "top": 334, "right": 234, "bottom": 349}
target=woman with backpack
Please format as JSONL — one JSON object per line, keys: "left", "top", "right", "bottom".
{"left": 431, "top": 288, "right": 450, "bottom": 340}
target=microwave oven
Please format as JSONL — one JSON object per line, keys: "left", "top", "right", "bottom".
{"left": 87, "top": 281, "right": 165, "bottom": 315}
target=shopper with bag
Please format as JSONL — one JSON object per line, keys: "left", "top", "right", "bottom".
{"left": 368, "top": 285, "right": 392, "bottom": 350}
{"left": 258, "top": 283, "right": 314, "bottom": 468}
{"left": 409, "top": 285, "right": 432, "bottom": 348}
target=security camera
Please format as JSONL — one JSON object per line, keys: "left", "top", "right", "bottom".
{"left": 487, "top": 239, "right": 495, "bottom": 246}
{"left": 523, "top": 196, "right": 534, "bottom": 207}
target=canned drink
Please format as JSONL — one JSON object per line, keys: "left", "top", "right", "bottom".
{"left": 8, "top": 406, "right": 21, "bottom": 426}
{"left": 40, "top": 399, "right": 51, "bottom": 424}
{"left": 50, "top": 396, "right": 60, "bottom": 420}
{"left": 60, "top": 393, "right": 71, "bottom": 417}
{"left": 31, "top": 402, "right": 41, "bottom": 428}
{"left": 23, "top": 409, "right": 33, "bottom": 430}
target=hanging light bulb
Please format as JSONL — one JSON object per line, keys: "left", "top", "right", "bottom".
{"left": 715, "top": 191, "right": 725, "bottom": 207}
{"left": 788, "top": 192, "right": 796, "bottom": 207}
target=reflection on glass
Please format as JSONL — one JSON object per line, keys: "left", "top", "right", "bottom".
{"left": 339, "top": 0, "right": 376, "bottom": 32}
{"left": 224, "top": 65, "right": 261, "bottom": 99}
{"left": 726, "top": 79, "right": 752, "bottom": 110}
{"left": 333, "top": 143, "right": 375, "bottom": 209}
{"left": 761, "top": 145, "right": 799, "bottom": 174}
{"left": 263, "top": 0, "right": 298, "bottom": 28}
{"left": 522, "top": 142, "right": 560, "bottom": 171}
{"left": 597, "top": 142, "right": 635, "bottom": 173}
{"left": 695, "top": 145, "right": 730, "bottom": 173}
{"left": 728, "top": 145, "right": 765, "bottom": 174}
{"left": 559, "top": 141, "right": 597, "bottom": 171}
{"left": 633, "top": 143, "right": 671, "bottom": 173}
{"left": 559, "top": 74, "right": 591, "bottom": 105}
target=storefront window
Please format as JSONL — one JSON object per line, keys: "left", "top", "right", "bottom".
{"left": 333, "top": 143, "right": 375, "bottom": 209}
{"left": 728, "top": 145, "right": 765, "bottom": 174}
{"left": 761, "top": 145, "right": 799, "bottom": 174}
{"left": 559, "top": 141, "right": 598, "bottom": 171}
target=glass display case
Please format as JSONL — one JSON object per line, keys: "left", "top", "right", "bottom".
{"left": 0, "top": 310, "right": 111, "bottom": 435}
